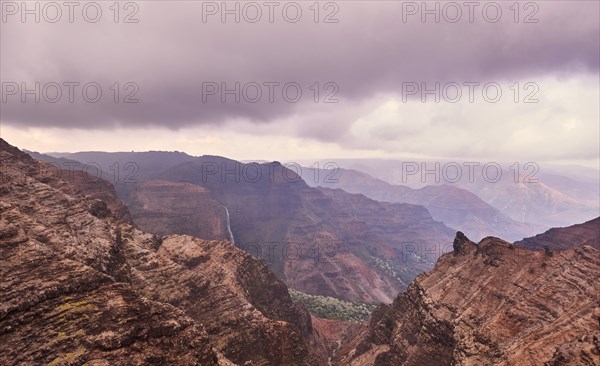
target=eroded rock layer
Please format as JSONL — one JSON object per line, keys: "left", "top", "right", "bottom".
{"left": 515, "top": 217, "right": 600, "bottom": 251}
{"left": 0, "top": 138, "right": 325, "bottom": 365}
{"left": 339, "top": 232, "right": 600, "bottom": 366}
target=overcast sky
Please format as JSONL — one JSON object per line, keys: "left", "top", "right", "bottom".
{"left": 1, "top": 1, "right": 599, "bottom": 167}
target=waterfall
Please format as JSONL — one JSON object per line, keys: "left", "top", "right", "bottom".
{"left": 224, "top": 206, "right": 235, "bottom": 244}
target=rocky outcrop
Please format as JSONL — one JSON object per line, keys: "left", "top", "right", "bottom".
{"left": 0, "top": 138, "right": 326, "bottom": 365}
{"left": 452, "top": 231, "right": 475, "bottom": 255}
{"left": 338, "top": 233, "right": 600, "bottom": 366}
{"left": 515, "top": 217, "right": 600, "bottom": 251}
{"left": 0, "top": 142, "right": 221, "bottom": 365}
{"left": 128, "top": 235, "right": 322, "bottom": 365}
{"left": 22, "top": 150, "right": 133, "bottom": 224}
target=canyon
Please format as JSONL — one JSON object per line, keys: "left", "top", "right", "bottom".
{"left": 3, "top": 139, "right": 599, "bottom": 366}
{"left": 0, "top": 139, "right": 326, "bottom": 365}
{"left": 33, "top": 152, "right": 457, "bottom": 304}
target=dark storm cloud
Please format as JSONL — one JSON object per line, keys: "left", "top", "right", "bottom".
{"left": 1, "top": 1, "right": 598, "bottom": 130}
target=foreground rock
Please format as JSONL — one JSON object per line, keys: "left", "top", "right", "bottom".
{"left": 0, "top": 138, "right": 325, "bottom": 365}
{"left": 338, "top": 232, "right": 600, "bottom": 365}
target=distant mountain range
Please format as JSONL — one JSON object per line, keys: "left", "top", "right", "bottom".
{"left": 305, "top": 167, "right": 545, "bottom": 242}
{"left": 304, "top": 158, "right": 599, "bottom": 229}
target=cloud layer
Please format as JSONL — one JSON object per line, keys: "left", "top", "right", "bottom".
{"left": 1, "top": 1, "right": 599, "bottom": 163}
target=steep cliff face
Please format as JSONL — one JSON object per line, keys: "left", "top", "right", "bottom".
{"left": 515, "top": 217, "right": 600, "bottom": 251}
{"left": 0, "top": 139, "right": 325, "bottom": 365}
{"left": 339, "top": 233, "right": 600, "bottom": 366}
{"left": 0, "top": 142, "right": 221, "bottom": 365}
{"left": 127, "top": 235, "right": 321, "bottom": 365}
{"left": 35, "top": 151, "right": 457, "bottom": 304}
{"left": 117, "top": 180, "right": 230, "bottom": 240}
{"left": 149, "top": 159, "right": 455, "bottom": 303}
{"left": 288, "top": 187, "right": 454, "bottom": 303}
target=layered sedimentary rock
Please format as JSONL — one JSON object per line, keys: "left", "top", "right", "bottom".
{"left": 338, "top": 232, "right": 600, "bottom": 366}
{"left": 150, "top": 158, "right": 455, "bottom": 303}
{"left": 0, "top": 138, "right": 325, "bottom": 365}
{"left": 33, "top": 151, "right": 457, "bottom": 304}
{"left": 118, "top": 180, "right": 230, "bottom": 240}
{"left": 515, "top": 217, "right": 600, "bottom": 251}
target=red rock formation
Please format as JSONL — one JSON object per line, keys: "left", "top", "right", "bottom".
{"left": 117, "top": 180, "right": 230, "bottom": 240}
{"left": 338, "top": 232, "right": 600, "bottom": 365}
{"left": 140, "top": 159, "right": 456, "bottom": 303}
{"left": 515, "top": 217, "right": 600, "bottom": 251}
{"left": 0, "top": 138, "right": 327, "bottom": 365}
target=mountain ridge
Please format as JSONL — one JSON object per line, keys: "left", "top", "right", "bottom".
{"left": 515, "top": 217, "right": 600, "bottom": 251}
{"left": 336, "top": 232, "right": 600, "bottom": 365}
{"left": 0, "top": 138, "right": 328, "bottom": 365}
{"left": 307, "top": 167, "right": 545, "bottom": 242}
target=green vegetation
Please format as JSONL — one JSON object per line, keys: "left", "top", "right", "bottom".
{"left": 48, "top": 347, "right": 85, "bottom": 365}
{"left": 55, "top": 300, "right": 97, "bottom": 313}
{"left": 371, "top": 256, "right": 406, "bottom": 285}
{"left": 288, "top": 289, "right": 377, "bottom": 322}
